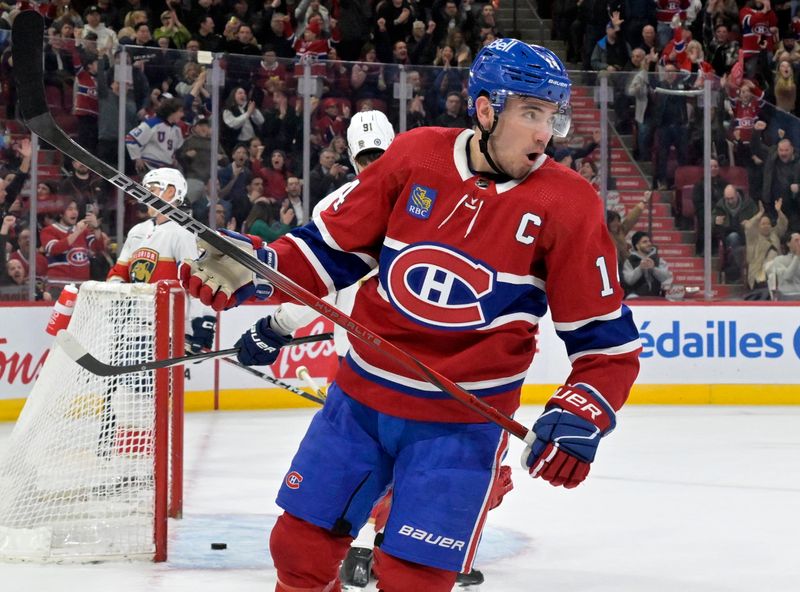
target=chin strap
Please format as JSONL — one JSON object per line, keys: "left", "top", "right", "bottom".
{"left": 476, "top": 113, "right": 507, "bottom": 176}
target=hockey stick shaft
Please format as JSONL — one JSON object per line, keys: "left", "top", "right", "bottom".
{"left": 219, "top": 357, "right": 326, "bottom": 405}
{"left": 183, "top": 346, "right": 326, "bottom": 405}
{"left": 11, "top": 11, "right": 530, "bottom": 443}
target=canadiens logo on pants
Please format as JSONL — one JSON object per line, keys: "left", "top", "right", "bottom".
{"left": 285, "top": 471, "right": 303, "bottom": 489}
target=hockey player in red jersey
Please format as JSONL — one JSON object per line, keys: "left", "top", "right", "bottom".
{"left": 107, "top": 168, "right": 215, "bottom": 353}
{"left": 182, "top": 39, "right": 641, "bottom": 591}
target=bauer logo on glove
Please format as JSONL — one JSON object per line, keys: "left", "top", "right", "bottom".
{"left": 180, "top": 229, "right": 277, "bottom": 311}
{"left": 235, "top": 317, "right": 292, "bottom": 366}
{"left": 521, "top": 383, "right": 617, "bottom": 489}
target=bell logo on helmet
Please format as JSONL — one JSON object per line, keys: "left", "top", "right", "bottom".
{"left": 467, "top": 37, "right": 571, "bottom": 136}
{"left": 487, "top": 38, "right": 518, "bottom": 52}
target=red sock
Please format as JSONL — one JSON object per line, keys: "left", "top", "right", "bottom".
{"left": 270, "top": 512, "right": 352, "bottom": 592}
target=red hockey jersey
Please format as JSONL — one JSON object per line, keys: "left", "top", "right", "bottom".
{"left": 41, "top": 223, "right": 106, "bottom": 281}
{"left": 740, "top": 7, "right": 777, "bottom": 56}
{"left": 270, "top": 127, "right": 641, "bottom": 423}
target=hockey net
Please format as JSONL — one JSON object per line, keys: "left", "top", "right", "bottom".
{"left": 0, "top": 281, "right": 185, "bottom": 562}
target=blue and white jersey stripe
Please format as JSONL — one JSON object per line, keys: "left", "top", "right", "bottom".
{"left": 287, "top": 222, "right": 376, "bottom": 292}
{"left": 554, "top": 305, "right": 642, "bottom": 362}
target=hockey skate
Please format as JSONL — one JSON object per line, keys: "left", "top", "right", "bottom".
{"left": 456, "top": 568, "right": 484, "bottom": 587}
{"left": 339, "top": 546, "right": 374, "bottom": 587}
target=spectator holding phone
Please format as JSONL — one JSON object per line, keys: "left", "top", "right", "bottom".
{"left": 41, "top": 199, "right": 107, "bottom": 296}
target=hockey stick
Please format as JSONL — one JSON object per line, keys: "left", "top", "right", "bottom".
{"left": 11, "top": 11, "right": 532, "bottom": 443}
{"left": 56, "top": 330, "right": 235, "bottom": 376}
{"left": 218, "top": 357, "right": 326, "bottom": 405}
{"left": 296, "top": 366, "right": 327, "bottom": 401}
{"left": 54, "top": 329, "right": 333, "bottom": 377}
{"left": 182, "top": 345, "right": 326, "bottom": 405}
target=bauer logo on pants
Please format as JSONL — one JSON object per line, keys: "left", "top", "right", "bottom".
{"left": 285, "top": 471, "right": 303, "bottom": 489}
{"left": 398, "top": 525, "right": 465, "bottom": 550}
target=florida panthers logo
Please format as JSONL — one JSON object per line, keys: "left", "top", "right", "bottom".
{"left": 129, "top": 248, "right": 159, "bottom": 283}
{"left": 386, "top": 243, "right": 494, "bottom": 329}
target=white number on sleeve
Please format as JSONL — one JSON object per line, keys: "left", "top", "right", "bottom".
{"left": 595, "top": 256, "right": 614, "bottom": 297}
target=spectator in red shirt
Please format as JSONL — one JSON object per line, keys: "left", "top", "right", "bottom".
{"left": 41, "top": 200, "right": 107, "bottom": 294}
{"left": 73, "top": 54, "right": 100, "bottom": 154}
{"left": 9, "top": 226, "right": 49, "bottom": 280}
{"left": 253, "top": 146, "right": 291, "bottom": 200}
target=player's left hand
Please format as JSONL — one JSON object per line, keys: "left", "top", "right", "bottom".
{"left": 186, "top": 315, "right": 216, "bottom": 354}
{"left": 180, "top": 229, "right": 275, "bottom": 311}
{"left": 235, "top": 316, "right": 292, "bottom": 366}
{"left": 521, "top": 384, "right": 616, "bottom": 488}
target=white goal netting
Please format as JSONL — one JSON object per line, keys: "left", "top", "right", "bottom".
{"left": 0, "top": 281, "right": 184, "bottom": 562}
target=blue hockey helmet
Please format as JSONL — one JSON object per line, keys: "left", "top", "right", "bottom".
{"left": 467, "top": 39, "right": 572, "bottom": 137}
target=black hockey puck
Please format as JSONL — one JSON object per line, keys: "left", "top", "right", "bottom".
{"left": 210, "top": 542, "right": 227, "bottom": 550}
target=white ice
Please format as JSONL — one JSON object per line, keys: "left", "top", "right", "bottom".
{"left": 0, "top": 405, "right": 798, "bottom": 592}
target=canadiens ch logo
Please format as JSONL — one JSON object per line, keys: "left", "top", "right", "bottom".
{"left": 285, "top": 471, "right": 303, "bottom": 489}
{"left": 129, "top": 248, "right": 159, "bottom": 283}
{"left": 386, "top": 243, "right": 494, "bottom": 329}
{"left": 67, "top": 248, "right": 90, "bottom": 266}
{"left": 406, "top": 184, "right": 437, "bottom": 220}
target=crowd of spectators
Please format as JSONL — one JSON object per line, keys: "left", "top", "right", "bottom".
{"left": 0, "top": 0, "right": 503, "bottom": 299}
{"left": 558, "top": 0, "right": 800, "bottom": 298}
{"left": 4, "top": 0, "right": 800, "bottom": 301}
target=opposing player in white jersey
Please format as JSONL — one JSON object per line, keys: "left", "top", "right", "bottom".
{"left": 270, "top": 110, "right": 395, "bottom": 356}
{"left": 107, "top": 168, "right": 216, "bottom": 353}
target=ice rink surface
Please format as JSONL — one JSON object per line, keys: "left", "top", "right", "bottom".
{"left": 1, "top": 405, "right": 798, "bottom": 592}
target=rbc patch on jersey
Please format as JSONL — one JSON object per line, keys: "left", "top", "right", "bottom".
{"left": 406, "top": 184, "right": 437, "bottom": 220}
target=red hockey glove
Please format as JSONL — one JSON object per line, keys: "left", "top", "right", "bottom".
{"left": 521, "top": 384, "right": 616, "bottom": 489}
{"left": 488, "top": 465, "right": 513, "bottom": 510}
{"left": 180, "top": 229, "right": 275, "bottom": 311}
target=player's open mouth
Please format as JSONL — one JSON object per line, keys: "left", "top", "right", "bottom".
{"left": 527, "top": 153, "right": 539, "bottom": 163}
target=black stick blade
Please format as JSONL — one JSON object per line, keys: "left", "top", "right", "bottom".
{"left": 11, "top": 10, "right": 48, "bottom": 122}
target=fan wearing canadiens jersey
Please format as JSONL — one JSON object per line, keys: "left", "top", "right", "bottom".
{"left": 107, "top": 168, "right": 216, "bottom": 353}
{"left": 182, "top": 39, "right": 641, "bottom": 592}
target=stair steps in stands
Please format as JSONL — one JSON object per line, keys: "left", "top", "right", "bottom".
{"left": 569, "top": 84, "right": 749, "bottom": 298}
